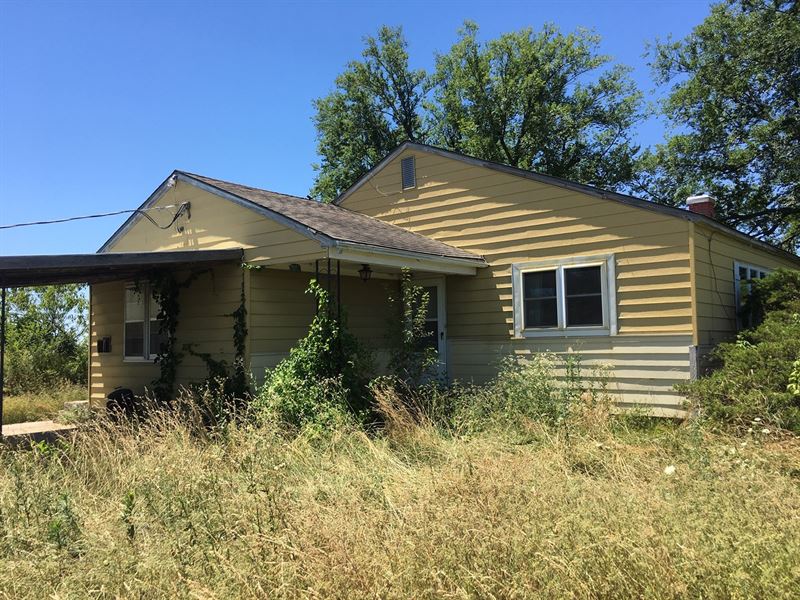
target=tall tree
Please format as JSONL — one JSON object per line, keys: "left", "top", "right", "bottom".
{"left": 639, "top": 0, "right": 800, "bottom": 251}
{"left": 311, "top": 26, "right": 431, "bottom": 201}
{"left": 431, "top": 22, "right": 643, "bottom": 189}
{"left": 311, "top": 22, "right": 643, "bottom": 200}
{"left": 5, "top": 284, "right": 88, "bottom": 394}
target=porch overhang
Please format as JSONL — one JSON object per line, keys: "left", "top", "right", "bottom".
{"left": 327, "top": 242, "right": 486, "bottom": 276}
{"left": 0, "top": 249, "right": 244, "bottom": 288}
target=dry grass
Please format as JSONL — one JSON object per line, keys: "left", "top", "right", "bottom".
{"left": 1, "top": 383, "right": 85, "bottom": 425}
{"left": 1, "top": 399, "right": 799, "bottom": 599}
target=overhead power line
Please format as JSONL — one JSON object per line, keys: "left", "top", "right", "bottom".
{"left": 0, "top": 203, "right": 190, "bottom": 231}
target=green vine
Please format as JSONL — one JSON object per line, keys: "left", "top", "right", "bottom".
{"left": 230, "top": 270, "right": 248, "bottom": 399}
{"left": 185, "top": 265, "right": 249, "bottom": 402}
{"left": 146, "top": 269, "right": 208, "bottom": 401}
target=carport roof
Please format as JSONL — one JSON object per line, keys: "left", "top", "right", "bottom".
{"left": 0, "top": 249, "right": 243, "bottom": 288}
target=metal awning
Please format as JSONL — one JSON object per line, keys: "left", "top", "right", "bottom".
{"left": 0, "top": 249, "right": 244, "bottom": 288}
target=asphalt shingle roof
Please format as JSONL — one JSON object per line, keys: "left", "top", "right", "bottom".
{"left": 180, "top": 172, "right": 483, "bottom": 263}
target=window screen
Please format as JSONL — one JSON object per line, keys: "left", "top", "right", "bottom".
{"left": 523, "top": 270, "right": 558, "bottom": 327}
{"left": 564, "top": 266, "right": 603, "bottom": 326}
{"left": 125, "top": 287, "right": 145, "bottom": 358}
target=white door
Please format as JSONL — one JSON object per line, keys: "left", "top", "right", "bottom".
{"left": 416, "top": 276, "right": 447, "bottom": 379}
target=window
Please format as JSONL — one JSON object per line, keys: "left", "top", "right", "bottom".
{"left": 734, "top": 261, "right": 770, "bottom": 329}
{"left": 124, "top": 283, "right": 165, "bottom": 360}
{"left": 401, "top": 156, "right": 416, "bottom": 189}
{"left": 512, "top": 255, "right": 617, "bottom": 337}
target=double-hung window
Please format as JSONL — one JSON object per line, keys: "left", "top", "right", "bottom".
{"left": 512, "top": 255, "right": 617, "bottom": 337}
{"left": 734, "top": 261, "right": 770, "bottom": 329}
{"left": 124, "top": 283, "right": 165, "bottom": 361}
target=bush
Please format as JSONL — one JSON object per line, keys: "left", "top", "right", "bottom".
{"left": 255, "top": 280, "right": 373, "bottom": 430}
{"left": 683, "top": 269, "right": 800, "bottom": 432}
{"left": 373, "top": 353, "right": 612, "bottom": 437}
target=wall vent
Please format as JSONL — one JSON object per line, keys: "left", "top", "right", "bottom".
{"left": 401, "top": 156, "right": 416, "bottom": 189}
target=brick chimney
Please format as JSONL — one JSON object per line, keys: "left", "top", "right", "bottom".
{"left": 686, "top": 194, "right": 716, "bottom": 219}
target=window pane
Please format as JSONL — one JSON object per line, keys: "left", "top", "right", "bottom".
{"left": 125, "top": 287, "right": 144, "bottom": 322}
{"left": 149, "top": 319, "right": 165, "bottom": 357}
{"left": 738, "top": 266, "right": 748, "bottom": 280}
{"left": 125, "top": 322, "right": 144, "bottom": 357}
{"left": 565, "top": 266, "right": 601, "bottom": 296}
{"left": 150, "top": 292, "right": 163, "bottom": 320}
{"left": 525, "top": 298, "right": 558, "bottom": 328}
{"left": 523, "top": 270, "right": 557, "bottom": 299}
{"left": 566, "top": 295, "right": 604, "bottom": 326}
{"left": 425, "top": 286, "right": 438, "bottom": 319}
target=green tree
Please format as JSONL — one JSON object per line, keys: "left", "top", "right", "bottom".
{"left": 431, "top": 22, "right": 643, "bottom": 189}
{"left": 311, "top": 22, "right": 643, "bottom": 200}
{"left": 639, "top": 0, "right": 800, "bottom": 251}
{"left": 311, "top": 26, "right": 431, "bottom": 201}
{"left": 4, "top": 284, "right": 88, "bottom": 393}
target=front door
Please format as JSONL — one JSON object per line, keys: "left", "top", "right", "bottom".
{"left": 416, "top": 276, "right": 447, "bottom": 379}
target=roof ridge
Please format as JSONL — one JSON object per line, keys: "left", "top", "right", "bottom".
{"left": 177, "top": 170, "right": 313, "bottom": 203}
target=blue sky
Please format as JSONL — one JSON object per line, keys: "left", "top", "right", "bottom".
{"left": 0, "top": 0, "right": 712, "bottom": 256}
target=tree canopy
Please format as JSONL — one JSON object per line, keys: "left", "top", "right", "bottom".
{"left": 431, "top": 23, "right": 642, "bottom": 190}
{"left": 311, "top": 22, "right": 643, "bottom": 200}
{"left": 638, "top": 0, "right": 800, "bottom": 251}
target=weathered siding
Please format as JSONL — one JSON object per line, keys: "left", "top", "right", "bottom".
{"left": 89, "top": 264, "right": 243, "bottom": 404}
{"left": 249, "top": 268, "right": 398, "bottom": 381}
{"left": 343, "top": 149, "right": 695, "bottom": 411}
{"left": 106, "top": 180, "right": 323, "bottom": 264}
{"left": 693, "top": 223, "right": 800, "bottom": 350}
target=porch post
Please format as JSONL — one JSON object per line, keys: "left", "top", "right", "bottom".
{"left": 0, "top": 287, "right": 6, "bottom": 438}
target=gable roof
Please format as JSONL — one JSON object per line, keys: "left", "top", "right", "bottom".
{"left": 99, "top": 170, "right": 484, "bottom": 264}
{"left": 335, "top": 141, "right": 799, "bottom": 263}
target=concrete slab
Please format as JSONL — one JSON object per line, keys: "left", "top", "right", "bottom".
{"left": 1, "top": 420, "right": 77, "bottom": 446}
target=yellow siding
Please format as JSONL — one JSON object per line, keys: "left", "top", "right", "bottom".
{"left": 693, "top": 224, "right": 800, "bottom": 349}
{"left": 249, "top": 268, "right": 398, "bottom": 381}
{"left": 343, "top": 149, "right": 695, "bottom": 409}
{"left": 106, "top": 180, "right": 323, "bottom": 264}
{"left": 89, "top": 264, "right": 243, "bottom": 404}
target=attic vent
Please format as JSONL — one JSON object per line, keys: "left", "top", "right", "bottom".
{"left": 401, "top": 156, "right": 416, "bottom": 189}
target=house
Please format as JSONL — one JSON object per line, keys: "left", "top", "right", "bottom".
{"left": 2, "top": 142, "right": 798, "bottom": 418}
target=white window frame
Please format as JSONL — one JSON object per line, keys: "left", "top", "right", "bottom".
{"left": 123, "top": 282, "right": 161, "bottom": 362}
{"left": 512, "top": 254, "right": 617, "bottom": 338}
{"left": 733, "top": 261, "right": 771, "bottom": 330}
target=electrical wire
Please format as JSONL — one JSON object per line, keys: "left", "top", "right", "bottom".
{"left": 0, "top": 203, "right": 189, "bottom": 231}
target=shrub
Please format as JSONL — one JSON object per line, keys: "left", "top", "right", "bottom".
{"left": 255, "top": 280, "right": 373, "bottom": 430}
{"left": 683, "top": 269, "right": 800, "bottom": 432}
{"left": 385, "top": 269, "right": 439, "bottom": 386}
{"left": 374, "top": 353, "right": 612, "bottom": 437}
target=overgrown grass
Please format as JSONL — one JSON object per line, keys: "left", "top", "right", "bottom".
{"left": 1, "top": 383, "right": 85, "bottom": 425}
{"left": 1, "top": 391, "right": 798, "bottom": 598}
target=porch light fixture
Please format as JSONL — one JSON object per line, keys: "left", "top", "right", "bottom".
{"left": 358, "top": 264, "right": 372, "bottom": 282}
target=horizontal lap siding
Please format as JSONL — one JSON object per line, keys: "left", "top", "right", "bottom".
{"left": 343, "top": 149, "right": 695, "bottom": 410}
{"left": 89, "top": 264, "right": 242, "bottom": 404}
{"left": 694, "top": 224, "right": 800, "bottom": 349}
{"left": 107, "top": 181, "right": 323, "bottom": 264}
{"left": 249, "top": 269, "right": 398, "bottom": 382}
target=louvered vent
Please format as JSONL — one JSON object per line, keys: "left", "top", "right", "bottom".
{"left": 401, "top": 156, "right": 416, "bottom": 189}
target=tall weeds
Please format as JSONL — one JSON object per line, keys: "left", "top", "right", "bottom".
{"left": 2, "top": 380, "right": 799, "bottom": 598}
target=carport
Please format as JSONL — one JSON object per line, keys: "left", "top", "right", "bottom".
{"left": 0, "top": 248, "right": 243, "bottom": 437}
